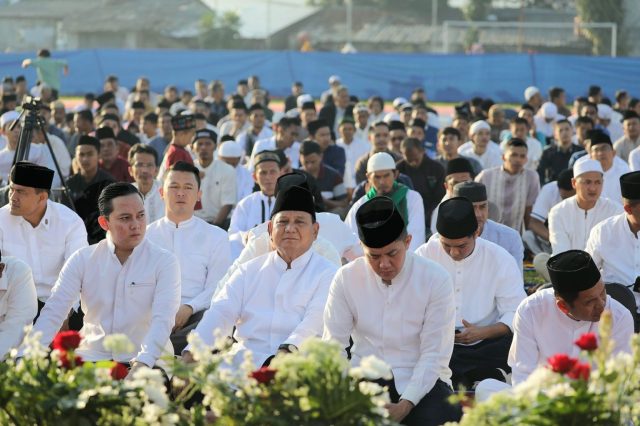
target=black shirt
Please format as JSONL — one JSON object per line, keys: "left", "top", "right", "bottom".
{"left": 66, "top": 169, "right": 115, "bottom": 244}
{"left": 396, "top": 156, "right": 446, "bottom": 226}
{"left": 537, "top": 144, "right": 584, "bottom": 185}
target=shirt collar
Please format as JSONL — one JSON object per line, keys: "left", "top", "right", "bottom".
{"left": 163, "top": 215, "right": 196, "bottom": 229}
{"left": 374, "top": 251, "right": 413, "bottom": 288}
{"left": 19, "top": 200, "right": 52, "bottom": 230}
{"left": 105, "top": 233, "right": 146, "bottom": 259}
{"left": 272, "top": 246, "right": 314, "bottom": 271}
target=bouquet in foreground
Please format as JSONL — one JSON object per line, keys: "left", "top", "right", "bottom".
{"left": 449, "top": 310, "right": 640, "bottom": 426}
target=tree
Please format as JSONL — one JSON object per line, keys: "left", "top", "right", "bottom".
{"left": 575, "top": 0, "right": 625, "bottom": 55}
{"left": 198, "top": 11, "right": 242, "bottom": 49}
{"left": 463, "top": 0, "right": 492, "bottom": 21}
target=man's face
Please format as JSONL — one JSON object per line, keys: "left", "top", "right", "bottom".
{"left": 232, "top": 108, "right": 247, "bottom": 125}
{"left": 53, "top": 108, "right": 65, "bottom": 124}
{"left": 408, "top": 126, "right": 425, "bottom": 141}
{"left": 129, "top": 152, "right": 157, "bottom": 187}
{"left": 301, "top": 108, "right": 316, "bottom": 124}
{"left": 472, "top": 200, "right": 489, "bottom": 234}
{"left": 100, "top": 193, "right": 146, "bottom": 251}
{"left": 512, "top": 123, "right": 529, "bottom": 140}
{"left": 369, "top": 99, "right": 382, "bottom": 115}
{"left": 367, "top": 169, "right": 395, "bottom": 194}
{"left": 101, "top": 119, "right": 120, "bottom": 135}
{"left": 159, "top": 116, "right": 172, "bottom": 137}
{"left": 8, "top": 183, "right": 44, "bottom": 217}
{"left": 489, "top": 107, "right": 504, "bottom": 124}
{"left": 555, "top": 122, "right": 573, "bottom": 146}
{"left": 339, "top": 123, "right": 355, "bottom": 141}
{"left": 237, "top": 83, "right": 249, "bottom": 96}
{"left": 301, "top": 152, "right": 322, "bottom": 176}
{"left": 401, "top": 146, "right": 424, "bottom": 168}
{"left": 193, "top": 138, "right": 216, "bottom": 164}
{"left": 173, "top": 129, "right": 195, "bottom": 147}
{"left": 575, "top": 123, "right": 593, "bottom": 144}
{"left": 558, "top": 280, "right": 607, "bottom": 322}
{"left": 142, "top": 120, "right": 157, "bottom": 135}
{"left": 445, "top": 172, "right": 472, "bottom": 194}
{"left": 278, "top": 125, "right": 299, "bottom": 147}
{"left": 503, "top": 146, "right": 528, "bottom": 173}
{"left": 624, "top": 199, "right": 640, "bottom": 227}
{"left": 253, "top": 161, "right": 281, "bottom": 196}
{"left": 292, "top": 84, "right": 303, "bottom": 96}
{"left": 624, "top": 118, "right": 640, "bottom": 140}
{"left": 439, "top": 234, "right": 476, "bottom": 261}
{"left": 74, "top": 115, "right": 90, "bottom": 134}
{"left": 250, "top": 109, "right": 266, "bottom": 129}
{"left": 439, "top": 133, "right": 460, "bottom": 156}
{"left": 452, "top": 119, "right": 469, "bottom": 140}
{"left": 589, "top": 143, "right": 615, "bottom": 170}
{"left": 336, "top": 89, "right": 349, "bottom": 108}
{"left": 75, "top": 145, "right": 99, "bottom": 174}
{"left": 356, "top": 110, "right": 369, "bottom": 128}
{"left": 518, "top": 109, "right": 534, "bottom": 127}
{"left": 370, "top": 125, "right": 389, "bottom": 152}
{"left": 472, "top": 129, "right": 491, "bottom": 147}
{"left": 313, "top": 126, "right": 332, "bottom": 150}
{"left": 389, "top": 130, "right": 406, "bottom": 152}
{"left": 161, "top": 170, "right": 200, "bottom": 217}
{"left": 572, "top": 172, "right": 603, "bottom": 204}
{"left": 580, "top": 105, "right": 598, "bottom": 121}
{"left": 412, "top": 108, "right": 428, "bottom": 122}
{"left": 268, "top": 211, "right": 318, "bottom": 258}
{"left": 362, "top": 236, "right": 411, "bottom": 283}
{"left": 99, "top": 137, "right": 118, "bottom": 163}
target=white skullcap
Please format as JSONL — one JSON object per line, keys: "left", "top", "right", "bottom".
{"left": 367, "top": 152, "right": 397, "bottom": 173}
{"left": 597, "top": 103, "right": 612, "bottom": 120}
{"left": 383, "top": 112, "right": 401, "bottom": 123}
{"left": 218, "top": 141, "right": 242, "bottom": 158}
{"left": 354, "top": 103, "right": 369, "bottom": 113}
{"left": 392, "top": 97, "right": 408, "bottom": 109}
{"left": 284, "top": 108, "right": 300, "bottom": 118}
{"left": 296, "top": 94, "right": 313, "bottom": 108}
{"left": 573, "top": 158, "right": 603, "bottom": 177}
{"left": 469, "top": 120, "right": 491, "bottom": 135}
{"left": 0, "top": 110, "right": 19, "bottom": 128}
{"left": 399, "top": 102, "right": 413, "bottom": 111}
{"left": 328, "top": 75, "right": 341, "bottom": 84}
{"left": 541, "top": 102, "right": 558, "bottom": 119}
{"left": 524, "top": 86, "right": 540, "bottom": 101}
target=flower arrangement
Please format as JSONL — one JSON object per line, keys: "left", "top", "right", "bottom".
{"left": 449, "top": 311, "right": 640, "bottom": 426}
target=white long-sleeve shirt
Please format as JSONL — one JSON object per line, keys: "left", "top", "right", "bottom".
{"left": 29, "top": 236, "right": 181, "bottom": 367}
{"left": 188, "top": 249, "right": 337, "bottom": 367}
{"left": 134, "top": 180, "right": 165, "bottom": 225}
{"left": 323, "top": 253, "right": 455, "bottom": 405}
{"left": 586, "top": 213, "right": 640, "bottom": 307}
{"left": 0, "top": 200, "right": 87, "bottom": 301}
{"left": 548, "top": 195, "right": 622, "bottom": 254}
{"left": 234, "top": 165, "right": 255, "bottom": 202}
{"left": 416, "top": 237, "right": 526, "bottom": 337}
{"left": 345, "top": 190, "right": 425, "bottom": 252}
{"left": 0, "top": 256, "right": 37, "bottom": 359}
{"left": 508, "top": 288, "right": 633, "bottom": 385}
{"left": 194, "top": 159, "right": 237, "bottom": 223}
{"left": 457, "top": 141, "right": 503, "bottom": 171}
{"left": 337, "top": 137, "right": 370, "bottom": 189}
{"left": 249, "top": 136, "right": 301, "bottom": 171}
{"left": 146, "top": 216, "right": 231, "bottom": 313}
{"left": 229, "top": 191, "right": 276, "bottom": 238}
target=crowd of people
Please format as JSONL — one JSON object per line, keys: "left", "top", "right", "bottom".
{"left": 0, "top": 64, "right": 639, "bottom": 425}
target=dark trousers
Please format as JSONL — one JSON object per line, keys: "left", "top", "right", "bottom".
{"left": 449, "top": 334, "right": 512, "bottom": 389}
{"left": 170, "top": 310, "right": 205, "bottom": 355}
{"left": 384, "top": 378, "right": 462, "bottom": 426}
{"left": 35, "top": 300, "right": 84, "bottom": 331}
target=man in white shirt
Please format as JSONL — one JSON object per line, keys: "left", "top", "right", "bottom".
{"left": 324, "top": 197, "right": 461, "bottom": 425}
{"left": 476, "top": 138, "right": 540, "bottom": 233}
{"left": 476, "top": 250, "right": 633, "bottom": 400}
{"left": 27, "top": 183, "right": 181, "bottom": 375}
{"left": 0, "top": 111, "right": 48, "bottom": 184}
{"left": 500, "top": 117, "right": 542, "bottom": 171}
{"left": 147, "top": 161, "right": 231, "bottom": 354}
{"left": 579, "top": 129, "right": 630, "bottom": 203}
{"left": 614, "top": 111, "right": 640, "bottom": 162}
{"left": 217, "top": 140, "right": 254, "bottom": 203}
{"left": 128, "top": 143, "right": 164, "bottom": 224}
{"left": 587, "top": 171, "right": 640, "bottom": 313}
{"left": 336, "top": 116, "right": 369, "bottom": 199}
{"left": 345, "top": 152, "right": 425, "bottom": 252}
{"left": 416, "top": 197, "right": 525, "bottom": 389}
{"left": 457, "top": 120, "right": 502, "bottom": 171}
{"left": 548, "top": 159, "right": 621, "bottom": 256}
{"left": 524, "top": 168, "right": 574, "bottom": 259}
{"left": 249, "top": 117, "right": 300, "bottom": 170}
{"left": 183, "top": 184, "right": 337, "bottom": 368}
{"left": 191, "top": 129, "right": 236, "bottom": 228}
{"left": 452, "top": 181, "right": 524, "bottom": 270}
{"left": 228, "top": 150, "right": 284, "bottom": 259}
{"left": 534, "top": 102, "right": 563, "bottom": 140}
{"left": 0, "top": 255, "right": 37, "bottom": 359}
{"left": 0, "top": 162, "right": 87, "bottom": 320}
{"left": 235, "top": 103, "right": 273, "bottom": 157}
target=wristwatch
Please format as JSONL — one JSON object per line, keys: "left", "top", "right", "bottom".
{"left": 278, "top": 343, "right": 298, "bottom": 353}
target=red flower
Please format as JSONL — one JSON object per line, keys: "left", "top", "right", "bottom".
{"left": 574, "top": 333, "right": 598, "bottom": 351}
{"left": 566, "top": 362, "right": 591, "bottom": 381}
{"left": 58, "top": 350, "right": 84, "bottom": 370}
{"left": 249, "top": 367, "right": 277, "bottom": 384}
{"left": 52, "top": 331, "right": 82, "bottom": 351}
{"left": 110, "top": 363, "right": 129, "bottom": 380}
{"left": 547, "top": 353, "right": 578, "bottom": 374}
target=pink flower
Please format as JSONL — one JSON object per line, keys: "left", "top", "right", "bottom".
{"left": 547, "top": 353, "right": 578, "bottom": 374}
{"left": 567, "top": 362, "right": 591, "bottom": 381}
{"left": 574, "top": 333, "right": 598, "bottom": 351}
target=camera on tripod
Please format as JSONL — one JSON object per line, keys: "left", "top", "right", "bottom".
{"left": 21, "top": 95, "right": 43, "bottom": 112}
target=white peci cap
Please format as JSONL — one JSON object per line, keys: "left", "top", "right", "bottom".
{"left": 296, "top": 93, "right": 313, "bottom": 108}
{"left": 541, "top": 102, "right": 558, "bottom": 119}
{"left": 328, "top": 75, "right": 341, "bottom": 84}
{"left": 469, "top": 120, "right": 491, "bottom": 135}
{"left": 573, "top": 158, "right": 603, "bottom": 177}
{"left": 383, "top": 112, "right": 401, "bottom": 123}
{"left": 392, "top": 97, "right": 408, "bottom": 109}
{"left": 524, "top": 86, "right": 540, "bottom": 101}
{"left": 367, "top": 152, "right": 397, "bottom": 173}
{"left": 597, "top": 103, "right": 612, "bottom": 120}
{"left": 218, "top": 141, "right": 242, "bottom": 158}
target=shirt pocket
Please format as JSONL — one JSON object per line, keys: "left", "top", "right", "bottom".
{"left": 126, "top": 280, "right": 156, "bottom": 307}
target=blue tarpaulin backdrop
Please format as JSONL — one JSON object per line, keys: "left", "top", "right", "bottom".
{"left": 6, "top": 49, "right": 640, "bottom": 102}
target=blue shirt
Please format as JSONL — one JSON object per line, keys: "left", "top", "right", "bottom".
{"left": 481, "top": 219, "right": 524, "bottom": 272}
{"left": 322, "top": 144, "right": 346, "bottom": 176}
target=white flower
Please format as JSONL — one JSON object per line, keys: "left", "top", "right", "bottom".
{"left": 144, "top": 385, "right": 169, "bottom": 409}
{"left": 359, "top": 381, "right": 385, "bottom": 396}
{"left": 103, "top": 334, "right": 135, "bottom": 354}
{"left": 350, "top": 356, "right": 392, "bottom": 380}
{"left": 513, "top": 367, "right": 558, "bottom": 398}
{"left": 544, "top": 382, "right": 575, "bottom": 398}
{"left": 299, "top": 396, "right": 312, "bottom": 412}
{"left": 142, "top": 403, "right": 165, "bottom": 424}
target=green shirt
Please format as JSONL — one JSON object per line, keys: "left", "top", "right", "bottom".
{"left": 29, "top": 57, "right": 67, "bottom": 90}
